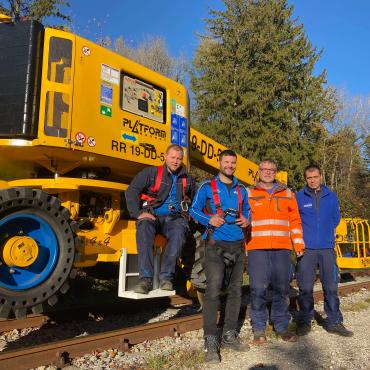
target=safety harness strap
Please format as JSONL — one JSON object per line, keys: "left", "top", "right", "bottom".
{"left": 140, "top": 165, "right": 187, "bottom": 204}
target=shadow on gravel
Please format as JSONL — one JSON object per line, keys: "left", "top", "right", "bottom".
{"left": 263, "top": 337, "right": 322, "bottom": 370}
{"left": 3, "top": 275, "right": 198, "bottom": 352}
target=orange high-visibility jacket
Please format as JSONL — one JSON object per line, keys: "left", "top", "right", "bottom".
{"left": 246, "top": 182, "right": 304, "bottom": 253}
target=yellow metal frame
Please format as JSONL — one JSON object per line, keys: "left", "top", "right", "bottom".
{"left": 189, "top": 127, "right": 288, "bottom": 185}
{"left": 336, "top": 218, "right": 370, "bottom": 269}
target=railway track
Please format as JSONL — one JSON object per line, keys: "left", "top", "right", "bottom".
{"left": 1, "top": 280, "right": 369, "bottom": 370}
{"left": 0, "top": 294, "right": 194, "bottom": 333}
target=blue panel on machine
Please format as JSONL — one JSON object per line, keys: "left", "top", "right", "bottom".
{"left": 171, "top": 113, "right": 180, "bottom": 144}
{"left": 179, "top": 117, "right": 187, "bottom": 147}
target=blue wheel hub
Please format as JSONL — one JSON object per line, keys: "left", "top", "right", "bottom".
{"left": 0, "top": 213, "right": 59, "bottom": 291}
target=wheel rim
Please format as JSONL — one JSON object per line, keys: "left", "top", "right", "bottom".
{"left": 0, "top": 213, "right": 59, "bottom": 290}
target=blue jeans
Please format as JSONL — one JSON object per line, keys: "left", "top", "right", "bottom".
{"left": 248, "top": 249, "right": 292, "bottom": 333}
{"left": 136, "top": 215, "right": 187, "bottom": 281}
{"left": 296, "top": 248, "right": 342, "bottom": 327}
{"left": 203, "top": 240, "right": 245, "bottom": 336}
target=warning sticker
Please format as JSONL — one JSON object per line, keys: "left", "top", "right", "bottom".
{"left": 82, "top": 46, "right": 91, "bottom": 56}
{"left": 100, "top": 83, "right": 113, "bottom": 106}
{"left": 87, "top": 136, "right": 96, "bottom": 147}
{"left": 75, "top": 132, "right": 86, "bottom": 144}
{"left": 101, "top": 64, "right": 119, "bottom": 85}
{"left": 100, "top": 105, "right": 112, "bottom": 117}
{"left": 170, "top": 98, "right": 176, "bottom": 113}
{"left": 176, "top": 103, "right": 185, "bottom": 116}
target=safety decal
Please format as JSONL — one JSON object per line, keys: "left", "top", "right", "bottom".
{"left": 171, "top": 129, "right": 179, "bottom": 145}
{"left": 100, "top": 83, "right": 113, "bottom": 106}
{"left": 75, "top": 131, "right": 86, "bottom": 144}
{"left": 180, "top": 131, "right": 187, "bottom": 147}
{"left": 87, "top": 136, "right": 96, "bottom": 147}
{"left": 100, "top": 105, "right": 112, "bottom": 117}
{"left": 82, "top": 46, "right": 91, "bottom": 56}
{"left": 101, "top": 64, "right": 119, "bottom": 85}
{"left": 121, "top": 131, "right": 138, "bottom": 143}
{"left": 171, "top": 114, "right": 187, "bottom": 147}
{"left": 170, "top": 98, "right": 176, "bottom": 113}
{"left": 171, "top": 113, "right": 179, "bottom": 145}
{"left": 176, "top": 103, "right": 185, "bottom": 116}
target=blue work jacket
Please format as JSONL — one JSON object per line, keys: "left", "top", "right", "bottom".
{"left": 190, "top": 175, "right": 250, "bottom": 242}
{"left": 296, "top": 185, "right": 340, "bottom": 249}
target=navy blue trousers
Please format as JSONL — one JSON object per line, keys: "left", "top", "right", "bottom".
{"left": 296, "top": 248, "right": 342, "bottom": 327}
{"left": 136, "top": 215, "right": 187, "bottom": 281}
{"left": 248, "top": 249, "right": 292, "bottom": 333}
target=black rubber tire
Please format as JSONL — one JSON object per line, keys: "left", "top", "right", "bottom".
{"left": 0, "top": 187, "right": 78, "bottom": 319}
{"left": 190, "top": 231, "right": 207, "bottom": 291}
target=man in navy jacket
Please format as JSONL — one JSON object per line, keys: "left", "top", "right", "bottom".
{"left": 126, "top": 144, "right": 196, "bottom": 294}
{"left": 295, "top": 164, "right": 353, "bottom": 337}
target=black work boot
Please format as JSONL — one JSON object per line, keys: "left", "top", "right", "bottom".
{"left": 134, "top": 278, "right": 152, "bottom": 294}
{"left": 222, "top": 330, "right": 250, "bottom": 352}
{"left": 204, "top": 335, "right": 221, "bottom": 363}
{"left": 296, "top": 322, "right": 311, "bottom": 336}
{"left": 326, "top": 323, "right": 353, "bottom": 337}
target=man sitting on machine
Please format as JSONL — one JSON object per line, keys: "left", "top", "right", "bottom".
{"left": 125, "top": 144, "right": 196, "bottom": 294}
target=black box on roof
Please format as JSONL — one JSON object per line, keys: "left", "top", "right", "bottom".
{"left": 0, "top": 20, "right": 44, "bottom": 138}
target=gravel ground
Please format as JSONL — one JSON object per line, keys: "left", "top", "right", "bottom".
{"left": 2, "top": 287, "right": 369, "bottom": 370}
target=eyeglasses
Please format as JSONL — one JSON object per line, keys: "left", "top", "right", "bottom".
{"left": 259, "top": 168, "right": 276, "bottom": 173}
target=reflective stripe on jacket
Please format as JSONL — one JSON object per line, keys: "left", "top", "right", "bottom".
{"left": 246, "top": 181, "right": 304, "bottom": 253}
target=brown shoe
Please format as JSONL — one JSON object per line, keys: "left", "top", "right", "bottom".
{"left": 253, "top": 332, "right": 267, "bottom": 345}
{"left": 277, "top": 331, "right": 298, "bottom": 342}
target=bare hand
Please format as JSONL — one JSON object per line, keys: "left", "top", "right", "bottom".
{"left": 209, "top": 215, "right": 225, "bottom": 227}
{"left": 138, "top": 212, "right": 156, "bottom": 221}
{"left": 235, "top": 216, "right": 249, "bottom": 228}
{"left": 296, "top": 250, "right": 305, "bottom": 258}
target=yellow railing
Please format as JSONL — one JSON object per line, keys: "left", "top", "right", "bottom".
{"left": 336, "top": 218, "right": 370, "bottom": 269}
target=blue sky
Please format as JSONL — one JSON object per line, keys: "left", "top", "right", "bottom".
{"left": 64, "top": 0, "right": 370, "bottom": 97}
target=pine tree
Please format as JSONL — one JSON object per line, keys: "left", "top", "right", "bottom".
{"left": 0, "top": 0, "right": 70, "bottom": 25}
{"left": 191, "top": 0, "right": 336, "bottom": 187}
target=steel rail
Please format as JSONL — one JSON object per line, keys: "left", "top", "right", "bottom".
{"left": 1, "top": 280, "right": 369, "bottom": 370}
{"left": 0, "top": 294, "right": 194, "bottom": 333}
{"left": 0, "top": 314, "right": 203, "bottom": 370}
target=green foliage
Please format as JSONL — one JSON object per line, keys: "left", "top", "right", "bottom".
{"left": 0, "top": 0, "right": 70, "bottom": 26}
{"left": 318, "top": 91, "right": 370, "bottom": 218}
{"left": 191, "top": 0, "right": 335, "bottom": 189}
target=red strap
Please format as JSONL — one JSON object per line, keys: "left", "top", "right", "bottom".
{"left": 208, "top": 179, "right": 242, "bottom": 216}
{"left": 150, "top": 165, "right": 163, "bottom": 193}
{"left": 236, "top": 184, "right": 242, "bottom": 215}
{"left": 182, "top": 177, "right": 187, "bottom": 199}
{"left": 210, "top": 178, "right": 223, "bottom": 216}
{"left": 141, "top": 166, "right": 188, "bottom": 203}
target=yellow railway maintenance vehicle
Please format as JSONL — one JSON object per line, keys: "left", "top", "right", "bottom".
{"left": 0, "top": 18, "right": 363, "bottom": 319}
{"left": 0, "top": 18, "right": 275, "bottom": 319}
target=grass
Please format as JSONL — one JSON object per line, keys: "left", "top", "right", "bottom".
{"left": 341, "top": 300, "right": 370, "bottom": 312}
{"left": 145, "top": 348, "right": 204, "bottom": 370}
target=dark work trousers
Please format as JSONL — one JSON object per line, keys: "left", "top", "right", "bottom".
{"left": 248, "top": 249, "right": 292, "bottom": 333}
{"left": 296, "top": 248, "right": 342, "bottom": 327}
{"left": 203, "top": 239, "right": 245, "bottom": 337}
{"left": 136, "top": 214, "right": 187, "bottom": 281}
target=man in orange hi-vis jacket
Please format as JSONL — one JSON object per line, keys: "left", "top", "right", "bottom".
{"left": 246, "top": 159, "right": 304, "bottom": 344}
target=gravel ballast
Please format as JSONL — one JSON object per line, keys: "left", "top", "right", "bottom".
{"left": 2, "top": 288, "right": 369, "bottom": 369}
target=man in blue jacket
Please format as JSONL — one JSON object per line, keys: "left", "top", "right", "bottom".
{"left": 190, "top": 150, "right": 250, "bottom": 363}
{"left": 295, "top": 164, "right": 353, "bottom": 337}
